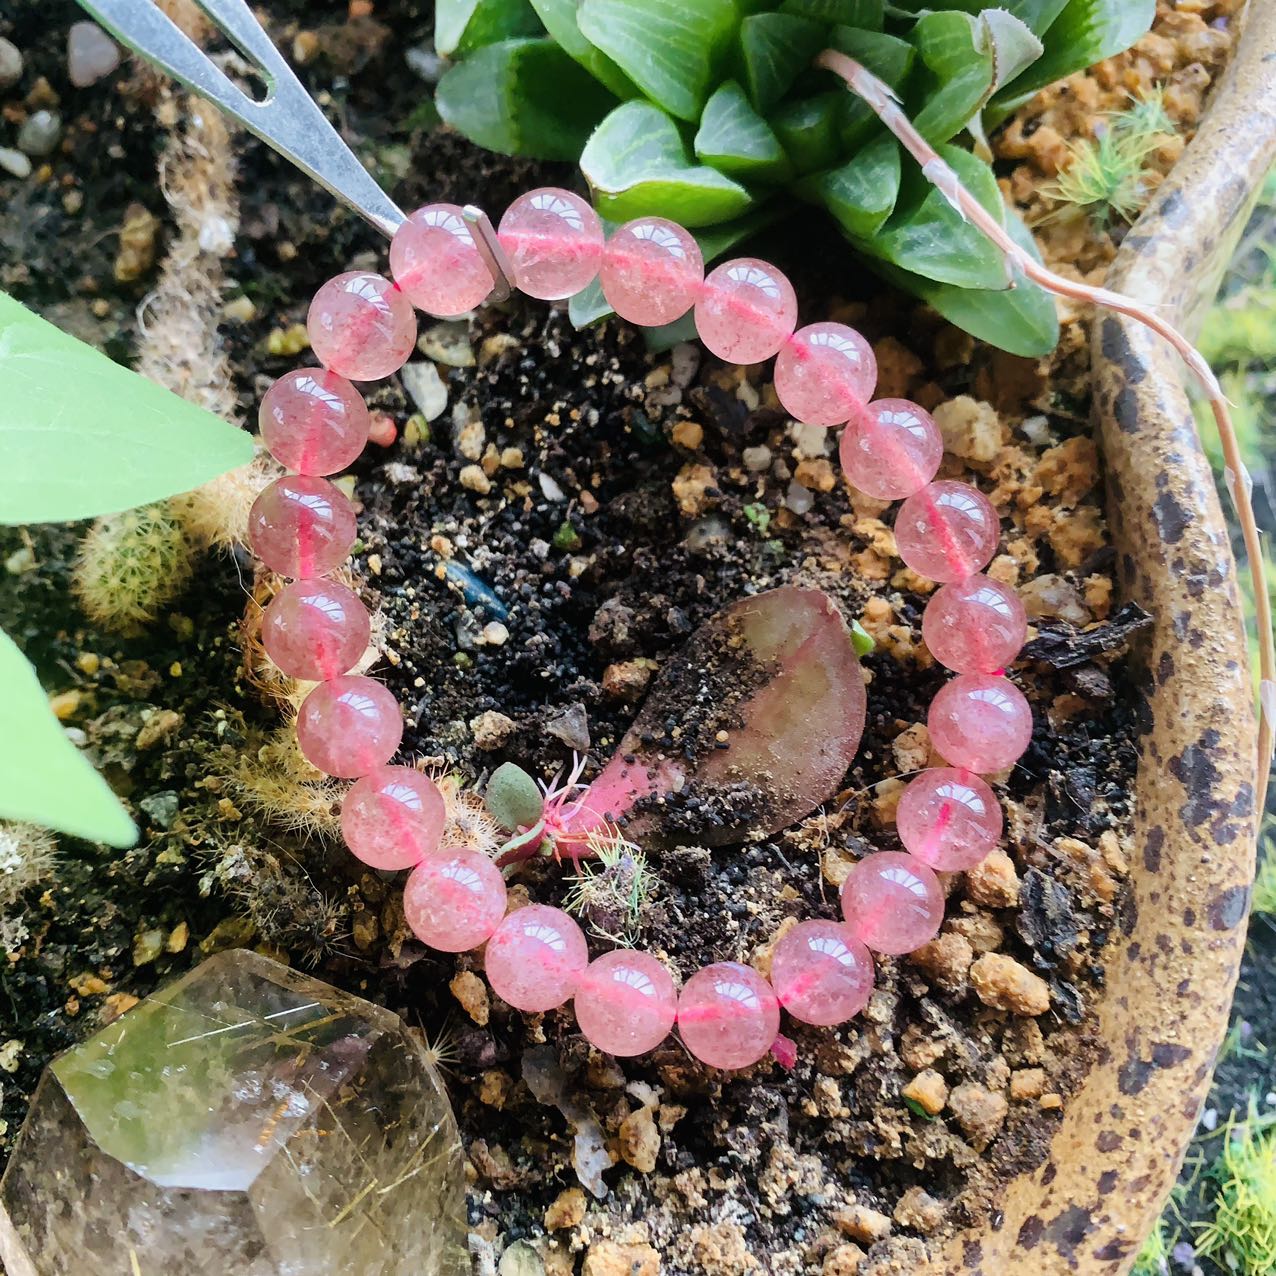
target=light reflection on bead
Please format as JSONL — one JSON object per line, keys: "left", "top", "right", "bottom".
{"left": 677, "top": 961, "right": 780, "bottom": 1069}
{"left": 895, "top": 480, "right": 1000, "bottom": 583}
{"left": 928, "top": 674, "right": 1032, "bottom": 774}
{"left": 774, "top": 322, "right": 876, "bottom": 426}
{"left": 247, "top": 475, "right": 356, "bottom": 579}
{"left": 694, "top": 257, "right": 798, "bottom": 364}
{"left": 342, "top": 765, "right": 446, "bottom": 871}
{"left": 307, "top": 271, "right": 416, "bottom": 381}
{"left": 259, "top": 368, "right": 370, "bottom": 476}
{"left": 485, "top": 905, "right": 589, "bottom": 1011}
{"left": 839, "top": 397, "right": 942, "bottom": 499}
{"left": 922, "top": 575, "right": 1026, "bottom": 674}
{"left": 574, "top": 949, "right": 678, "bottom": 1056}
{"left": 770, "top": 920, "right": 874, "bottom": 1026}
{"left": 389, "top": 203, "right": 493, "bottom": 316}
{"left": 404, "top": 847, "right": 507, "bottom": 951}
{"left": 600, "top": 217, "right": 704, "bottom": 327}
{"left": 840, "top": 852, "right": 944, "bottom": 955}
{"left": 296, "top": 675, "right": 403, "bottom": 779}
{"left": 261, "top": 578, "right": 369, "bottom": 680}
{"left": 896, "top": 768, "right": 1002, "bottom": 871}
{"left": 497, "top": 187, "right": 604, "bottom": 301}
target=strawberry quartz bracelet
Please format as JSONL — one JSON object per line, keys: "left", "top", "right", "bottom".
{"left": 247, "top": 189, "right": 1032, "bottom": 1070}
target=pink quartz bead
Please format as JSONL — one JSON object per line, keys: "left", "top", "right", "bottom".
{"left": 928, "top": 673, "right": 1033, "bottom": 775}
{"left": 485, "top": 905, "right": 589, "bottom": 1012}
{"left": 839, "top": 398, "right": 943, "bottom": 500}
{"left": 247, "top": 475, "right": 356, "bottom": 579}
{"left": 261, "top": 578, "right": 370, "bottom": 680}
{"left": 403, "top": 847, "right": 507, "bottom": 952}
{"left": 774, "top": 323, "right": 876, "bottom": 426}
{"left": 341, "top": 764, "right": 447, "bottom": 871}
{"left": 694, "top": 257, "right": 798, "bottom": 364}
{"left": 258, "top": 368, "right": 370, "bottom": 476}
{"left": 295, "top": 675, "right": 403, "bottom": 779}
{"left": 389, "top": 202, "right": 493, "bottom": 317}
{"left": 599, "top": 216, "right": 703, "bottom": 327}
{"left": 574, "top": 949, "right": 678, "bottom": 1056}
{"left": 770, "top": 920, "right": 874, "bottom": 1026}
{"left": 307, "top": 271, "right": 416, "bottom": 381}
{"left": 896, "top": 768, "right": 1003, "bottom": 871}
{"left": 677, "top": 961, "right": 780, "bottom": 1070}
{"left": 497, "top": 187, "right": 604, "bottom": 301}
{"left": 840, "top": 852, "right": 944, "bottom": 955}
{"left": 922, "top": 575, "right": 1026, "bottom": 674}
{"left": 895, "top": 481, "right": 1000, "bottom": 583}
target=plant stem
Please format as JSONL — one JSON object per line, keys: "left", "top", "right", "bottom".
{"left": 816, "top": 48, "right": 1275, "bottom": 805}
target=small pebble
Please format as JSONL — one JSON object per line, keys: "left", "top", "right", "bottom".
{"left": 418, "top": 320, "right": 475, "bottom": 367}
{"left": 17, "top": 109, "right": 61, "bottom": 157}
{"left": 0, "top": 147, "right": 31, "bottom": 179}
{"left": 482, "top": 621, "right": 509, "bottom": 647}
{"left": 785, "top": 480, "right": 813, "bottom": 515}
{"left": 0, "top": 37, "right": 23, "bottom": 91}
{"left": 405, "top": 45, "right": 445, "bottom": 84}
{"left": 400, "top": 361, "right": 448, "bottom": 421}
{"left": 743, "top": 445, "right": 771, "bottom": 472}
{"left": 67, "top": 21, "right": 120, "bottom": 88}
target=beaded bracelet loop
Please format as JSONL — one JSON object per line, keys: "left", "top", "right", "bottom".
{"left": 246, "top": 188, "right": 1031, "bottom": 1069}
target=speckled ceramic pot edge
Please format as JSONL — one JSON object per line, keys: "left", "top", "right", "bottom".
{"left": 926, "top": 9, "right": 1273, "bottom": 1275}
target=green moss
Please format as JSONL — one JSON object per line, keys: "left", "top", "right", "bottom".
{"left": 1196, "top": 1109, "right": 1276, "bottom": 1275}
{"left": 1130, "top": 1215, "right": 1171, "bottom": 1276}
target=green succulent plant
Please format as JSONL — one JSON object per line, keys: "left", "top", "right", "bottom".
{"left": 434, "top": 0, "right": 1156, "bottom": 356}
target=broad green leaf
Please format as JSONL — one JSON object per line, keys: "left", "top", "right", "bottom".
{"left": 435, "top": 38, "right": 617, "bottom": 160}
{"left": 781, "top": 0, "right": 883, "bottom": 28}
{"left": 527, "top": 0, "right": 638, "bottom": 98}
{"left": 806, "top": 133, "right": 901, "bottom": 237}
{"left": 695, "top": 81, "right": 791, "bottom": 183}
{"left": 577, "top": 0, "right": 738, "bottom": 121}
{"left": 871, "top": 145, "right": 1007, "bottom": 289}
{"left": 770, "top": 92, "right": 844, "bottom": 174}
{"left": 890, "top": 0, "right": 1068, "bottom": 36}
{"left": 485, "top": 762, "right": 545, "bottom": 829}
{"left": 0, "top": 293, "right": 253, "bottom": 526}
{"left": 737, "top": 13, "right": 825, "bottom": 112}
{"left": 435, "top": 0, "right": 543, "bottom": 57}
{"left": 568, "top": 277, "right": 613, "bottom": 329}
{"left": 827, "top": 26, "right": 915, "bottom": 148}
{"left": 0, "top": 629, "right": 135, "bottom": 846}
{"left": 581, "top": 100, "right": 754, "bottom": 226}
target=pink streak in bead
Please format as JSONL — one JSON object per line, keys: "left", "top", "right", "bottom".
{"left": 248, "top": 475, "right": 356, "bottom": 579}
{"left": 922, "top": 575, "right": 1026, "bottom": 674}
{"left": 677, "top": 961, "right": 780, "bottom": 1070}
{"left": 296, "top": 675, "right": 403, "bottom": 779}
{"left": 840, "top": 852, "right": 944, "bottom": 955}
{"left": 497, "top": 188, "right": 604, "bottom": 301}
{"left": 261, "top": 579, "right": 369, "bottom": 680}
{"left": 485, "top": 905, "right": 588, "bottom": 1012}
{"left": 896, "top": 768, "right": 1003, "bottom": 871}
{"left": 389, "top": 203, "right": 494, "bottom": 316}
{"left": 694, "top": 257, "right": 798, "bottom": 364}
{"left": 895, "top": 480, "right": 1000, "bottom": 583}
{"left": 599, "top": 216, "right": 703, "bottom": 327}
{"left": 839, "top": 397, "right": 943, "bottom": 499}
{"left": 928, "top": 674, "right": 1032, "bottom": 774}
{"left": 341, "top": 764, "right": 446, "bottom": 870}
{"left": 307, "top": 271, "right": 417, "bottom": 381}
{"left": 574, "top": 949, "right": 677, "bottom": 1056}
{"left": 404, "top": 847, "right": 507, "bottom": 951}
{"left": 258, "top": 368, "right": 370, "bottom": 476}
{"left": 770, "top": 920, "right": 874, "bottom": 1026}
{"left": 774, "top": 323, "right": 876, "bottom": 426}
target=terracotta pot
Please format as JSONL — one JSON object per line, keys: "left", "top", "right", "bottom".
{"left": 927, "top": 9, "right": 1273, "bottom": 1275}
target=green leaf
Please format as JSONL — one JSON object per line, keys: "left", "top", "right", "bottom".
{"left": 581, "top": 100, "right": 754, "bottom": 226}
{"left": 850, "top": 619, "right": 875, "bottom": 657}
{"left": 0, "top": 629, "right": 135, "bottom": 846}
{"left": 770, "top": 92, "right": 844, "bottom": 174}
{"left": 435, "top": 38, "right": 617, "bottom": 160}
{"left": 737, "top": 12, "right": 825, "bottom": 112}
{"left": 827, "top": 26, "right": 915, "bottom": 147}
{"left": 805, "top": 133, "right": 901, "bottom": 237}
{"left": 891, "top": 0, "right": 1068, "bottom": 37}
{"left": 485, "top": 762, "right": 545, "bottom": 830}
{"left": 0, "top": 293, "right": 254, "bottom": 527}
{"left": 577, "top": 0, "right": 738, "bottom": 121}
{"left": 568, "top": 276, "right": 613, "bottom": 329}
{"left": 527, "top": 0, "right": 638, "bottom": 98}
{"left": 435, "top": 0, "right": 543, "bottom": 57}
{"left": 781, "top": 0, "right": 883, "bottom": 28}
{"left": 695, "top": 82, "right": 791, "bottom": 183}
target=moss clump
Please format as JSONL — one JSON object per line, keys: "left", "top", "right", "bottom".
{"left": 1196, "top": 1110, "right": 1276, "bottom": 1275}
{"left": 564, "top": 834, "right": 655, "bottom": 943}
{"left": 1130, "top": 1215, "right": 1171, "bottom": 1276}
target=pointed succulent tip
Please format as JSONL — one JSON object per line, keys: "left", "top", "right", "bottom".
{"left": 851, "top": 618, "right": 875, "bottom": 657}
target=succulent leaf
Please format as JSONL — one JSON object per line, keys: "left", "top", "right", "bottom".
{"left": 738, "top": 12, "right": 826, "bottom": 112}
{"left": 485, "top": 762, "right": 546, "bottom": 831}
{"left": 434, "top": 0, "right": 544, "bottom": 58}
{"left": 695, "top": 82, "right": 793, "bottom": 184}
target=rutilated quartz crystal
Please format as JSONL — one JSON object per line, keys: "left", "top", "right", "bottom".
{"left": 0, "top": 950, "right": 466, "bottom": 1276}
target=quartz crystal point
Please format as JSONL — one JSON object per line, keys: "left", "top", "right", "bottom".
{"left": 0, "top": 950, "right": 466, "bottom": 1276}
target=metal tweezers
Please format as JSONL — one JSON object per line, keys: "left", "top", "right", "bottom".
{"left": 77, "top": 0, "right": 515, "bottom": 301}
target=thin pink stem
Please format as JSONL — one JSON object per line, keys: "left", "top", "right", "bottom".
{"left": 816, "top": 49, "right": 1274, "bottom": 803}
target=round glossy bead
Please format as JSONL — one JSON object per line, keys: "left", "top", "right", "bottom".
{"left": 694, "top": 258, "right": 798, "bottom": 364}
{"left": 389, "top": 202, "right": 493, "bottom": 316}
{"left": 599, "top": 217, "right": 703, "bottom": 326}
{"left": 897, "top": 768, "right": 1002, "bottom": 871}
{"left": 485, "top": 905, "right": 589, "bottom": 1012}
{"left": 261, "top": 579, "right": 369, "bottom": 680}
{"left": 770, "top": 920, "right": 874, "bottom": 1026}
{"left": 922, "top": 575, "right": 1027, "bottom": 674}
{"left": 497, "top": 188, "right": 604, "bottom": 301}
{"left": 341, "top": 765, "right": 446, "bottom": 871}
{"left": 307, "top": 271, "right": 416, "bottom": 381}
{"left": 404, "top": 847, "right": 507, "bottom": 951}
{"left": 258, "top": 368, "right": 370, "bottom": 476}
{"left": 928, "top": 674, "right": 1033, "bottom": 774}
{"left": 774, "top": 323, "right": 876, "bottom": 426}
{"left": 574, "top": 950, "right": 678, "bottom": 1056}
{"left": 839, "top": 397, "right": 942, "bottom": 499}
{"left": 841, "top": 852, "right": 944, "bottom": 955}
{"left": 247, "top": 475, "right": 356, "bottom": 579}
{"left": 895, "top": 481, "right": 1000, "bottom": 583}
{"left": 677, "top": 961, "right": 780, "bottom": 1070}
{"left": 296, "top": 675, "right": 402, "bottom": 779}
